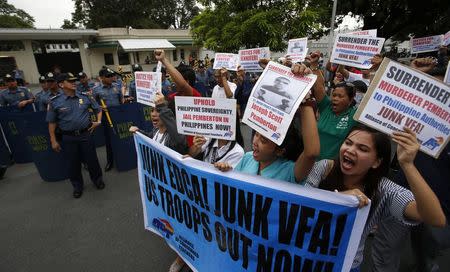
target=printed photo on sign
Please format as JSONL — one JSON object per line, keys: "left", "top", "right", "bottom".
{"left": 175, "top": 96, "right": 237, "bottom": 141}
{"left": 243, "top": 61, "right": 317, "bottom": 145}
{"left": 238, "top": 47, "right": 270, "bottom": 72}
{"left": 134, "top": 132, "right": 370, "bottom": 272}
{"left": 287, "top": 38, "right": 308, "bottom": 63}
{"left": 410, "top": 35, "right": 444, "bottom": 54}
{"left": 213, "top": 53, "right": 239, "bottom": 71}
{"left": 330, "top": 34, "right": 385, "bottom": 69}
{"left": 354, "top": 58, "right": 450, "bottom": 158}
{"left": 135, "top": 71, "right": 162, "bottom": 107}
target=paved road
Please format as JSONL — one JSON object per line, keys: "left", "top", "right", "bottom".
{"left": 1, "top": 126, "right": 448, "bottom": 272}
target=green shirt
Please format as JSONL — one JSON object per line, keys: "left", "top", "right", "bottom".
{"left": 317, "top": 96, "right": 357, "bottom": 160}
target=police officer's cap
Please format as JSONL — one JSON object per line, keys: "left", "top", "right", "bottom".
{"left": 57, "top": 73, "right": 78, "bottom": 83}
{"left": 46, "top": 72, "right": 56, "bottom": 81}
{"left": 99, "top": 68, "right": 115, "bottom": 77}
{"left": 132, "top": 64, "right": 143, "bottom": 72}
{"left": 78, "top": 71, "right": 87, "bottom": 78}
{"left": 39, "top": 75, "right": 46, "bottom": 83}
{"left": 4, "top": 74, "right": 16, "bottom": 82}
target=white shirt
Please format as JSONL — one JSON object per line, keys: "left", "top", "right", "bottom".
{"left": 153, "top": 130, "right": 167, "bottom": 146}
{"left": 347, "top": 71, "right": 370, "bottom": 86}
{"left": 211, "top": 81, "right": 237, "bottom": 98}
{"left": 201, "top": 139, "right": 244, "bottom": 168}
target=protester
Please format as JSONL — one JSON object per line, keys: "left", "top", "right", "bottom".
{"left": 211, "top": 68, "right": 237, "bottom": 99}
{"left": 47, "top": 73, "right": 104, "bottom": 198}
{"left": 93, "top": 67, "right": 124, "bottom": 172}
{"left": 189, "top": 136, "right": 244, "bottom": 168}
{"left": 352, "top": 80, "right": 368, "bottom": 107}
{"left": 337, "top": 54, "right": 383, "bottom": 87}
{"left": 215, "top": 62, "right": 320, "bottom": 184}
{"left": 129, "top": 93, "right": 187, "bottom": 154}
{"left": 152, "top": 66, "right": 172, "bottom": 97}
{"left": 0, "top": 74, "right": 34, "bottom": 111}
{"left": 234, "top": 65, "right": 254, "bottom": 118}
{"left": 304, "top": 124, "right": 446, "bottom": 270}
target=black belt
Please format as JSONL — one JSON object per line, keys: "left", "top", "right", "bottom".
{"left": 60, "top": 125, "right": 91, "bottom": 136}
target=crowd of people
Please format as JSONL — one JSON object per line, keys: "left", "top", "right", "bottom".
{"left": 0, "top": 41, "right": 448, "bottom": 271}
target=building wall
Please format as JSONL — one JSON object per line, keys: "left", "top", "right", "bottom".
{"left": 0, "top": 40, "right": 39, "bottom": 84}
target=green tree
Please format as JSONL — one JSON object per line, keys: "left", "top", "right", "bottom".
{"left": 70, "top": 0, "right": 198, "bottom": 29}
{"left": 61, "top": 19, "right": 78, "bottom": 29}
{"left": 337, "top": 0, "right": 450, "bottom": 40}
{"left": 0, "top": 0, "right": 34, "bottom": 28}
{"left": 190, "top": 0, "right": 328, "bottom": 52}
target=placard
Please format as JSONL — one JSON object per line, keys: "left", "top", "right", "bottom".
{"left": 213, "top": 53, "right": 239, "bottom": 71}
{"left": 330, "top": 34, "right": 385, "bottom": 69}
{"left": 175, "top": 97, "right": 237, "bottom": 140}
{"left": 135, "top": 71, "right": 162, "bottom": 107}
{"left": 238, "top": 47, "right": 271, "bottom": 72}
{"left": 354, "top": 58, "right": 450, "bottom": 158}
{"left": 410, "top": 35, "right": 444, "bottom": 54}
{"left": 443, "top": 31, "right": 450, "bottom": 46}
{"left": 287, "top": 37, "right": 308, "bottom": 63}
{"left": 242, "top": 61, "right": 317, "bottom": 145}
{"left": 444, "top": 61, "right": 450, "bottom": 86}
{"left": 347, "top": 29, "right": 377, "bottom": 37}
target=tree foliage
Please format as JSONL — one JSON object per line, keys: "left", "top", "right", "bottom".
{"left": 337, "top": 0, "right": 450, "bottom": 40}
{"left": 70, "top": 0, "right": 199, "bottom": 29}
{"left": 0, "top": 0, "right": 34, "bottom": 28}
{"left": 61, "top": 19, "right": 78, "bottom": 29}
{"left": 190, "top": 0, "right": 330, "bottom": 52}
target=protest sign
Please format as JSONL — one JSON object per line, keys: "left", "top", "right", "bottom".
{"left": 410, "top": 35, "right": 444, "bottom": 54}
{"left": 135, "top": 71, "right": 162, "bottom": 107}
{"left": 175, "top": 97, "right": 237, "bottom": 141}
{"left": 443, "top": 31, "right": 450, "bottom": 46}
{"left": 355, "top": 58, "right": 450, "bottom": 158}
{"left": 347, "top": 29, "right": 377, "bottom": 37}
{"left": 287, "top": 38, "right": 308, "bottom": 63}
{"left": 238, "top": 47, "right": 270, "bottom": 72}
{"left": 444, "top": 61, "right": 450, "bottom": 86}
{"left": 330, "top": 34, "right": 385, "bottom": 69}
{"left": 134, "top": 132, "right": 370, "bottom": 272}
{"left": 242, "top": 61, "right": 317, "bottom": 145}
{"left": 213, "top": 53, "right": 239, "bottom": 71}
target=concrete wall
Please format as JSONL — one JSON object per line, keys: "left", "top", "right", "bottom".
{"left": 0, "top": 40, "right": 39, "bottom": 84}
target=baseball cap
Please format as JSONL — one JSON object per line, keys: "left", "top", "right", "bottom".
{"left": 99, "top": 68, "right": 115, "bottom": 77}
{"left": 46, "top": 72, "right": 57, "bottom": 81}
{"left": 132, "top": 64, "right": 143, "bottom": 72}
{"left": 39, "top": 75, "right": 46, "bottom": 83}
{"left": 4, "top": 74, "right": 15, "bottom": 82}
{"left": 57, "top": 72, "right": 78, "bottom": 82}
{"left": 78, "top": 71, "right": 87, "bottom": 78}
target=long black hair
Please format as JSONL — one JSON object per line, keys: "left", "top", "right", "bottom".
{"left": 319, "top": 124, "right": 391, "bottom": 199}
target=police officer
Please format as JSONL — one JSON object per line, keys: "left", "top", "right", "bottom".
{"left": 34, "top": 75, "right": 49, "bottom": 111}
{"left": 93, "top": 68, "right": 124, "bottom": 171}
{"left": 127, "top": 63, "right": 142, "bottom": 102}
{"left": 0, "top": 74, "right": 34, "bottom": 111}
{"left": 76, "top": 71, "right": 96, "bottom": 96}
{"left": 46, "top": 73, "right": 104, "bottom": 198}
{"left": 36, "top": 72, "right": 62, "bottom": 111}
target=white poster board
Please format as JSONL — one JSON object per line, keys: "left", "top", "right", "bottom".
{"left": 347, "top": 29, "right": 377, "bottom": 37}
{"left": 213, "top": 53, "right": 239, "bottom": 71}
{"left": 330, "top": 34, "right": 385, "bottom": 69}
{"left": 355, "top": 58, "right": 450, "bottom": 158}
{"left": 238, "top": 47, "right": 271, "bottom": 72}
{"left": 410, "top": 35, "right": 444, "bottom": 54}
{"left": 443, "top": 30, "right": 450, "bottom": 46}
{"left": 242, "top": 61, "right": 317, "bottom": 145}
{"left": 135, "top": 71, "right": 161, "bottom": 107}
{"left": 175, "top": 96, "right": 237, "bottom": 141}
{"left": 287, "top": 37, "right": 308, "bottom": 63}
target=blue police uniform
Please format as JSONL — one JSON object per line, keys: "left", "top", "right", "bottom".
{"left": 76, "top": 81, "right": 96, "bottom": 94}
{"left": 34, "top": 89, "right": 49, "bottom": 111}
{"left": 46, "top": 92, "right": 103, "bottom": 194}
{"left": 0, "top": 87, "right": 33, "bottom": 108}
{"left": 92, "top": 82, "right": 123, "bottom": 168}
{"left": 37, "top": 89, "right": 62, "bottom": 111}
{"left": 128, "top": 79, "right": 136, "bottom": 100}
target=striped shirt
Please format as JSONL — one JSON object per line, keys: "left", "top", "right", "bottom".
{"left": 305, "top": 160, "right": 418, "bottom": 268}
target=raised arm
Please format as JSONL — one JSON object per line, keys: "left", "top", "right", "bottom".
{"left": 294, "top": 99, "right": 320, "bottom": 182}
{"left": 154, "top": 49, "right": 192, "bottom": 96}
{"left": 337, "top": 65, "right": 350, "bottom": 80}
{"left": 291, "top": 63, "right": 326, "bottom": 103}
{"left": 392, "top": 128, "right": 446, "bottom": 227}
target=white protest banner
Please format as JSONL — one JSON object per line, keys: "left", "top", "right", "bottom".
{"left": 135, "top": 71, "right": 161, "bottom": 107}
{"left": 443, "top": 30, "right": 450, "bottom": 46}
{"left": 242, "top": 61, "right": 317, "bottom": 145}
{"left": 444, "top": 61, "right": 450, "bottom": 86}
{"left": 213, "top": 53, "right": 239, "bottom": 71}
{"left": 287, "top": 37, "right": 308, "bottom": 63}
{"left": 347, "top": 29, "right": 377, "bottom": 37}
{"left": 175, "top": 96, "right": 237, "bottom": 141}
{"left": 410, "top": 35, "right": 444, "bottom": 54}
{"left": 354, "top": 58, "right": 450, "bottom": 158}
{"left": 238, "top": 47, "right": 270, "bottom": 72}
{"left": 330, "top": 34, "right": 385, "bottom": 69}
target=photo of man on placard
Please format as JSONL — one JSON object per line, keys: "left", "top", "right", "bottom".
{"left": 253, "top": 74, "right": 298, "bottom": 113}
{"left": 289, "top": 41, "right": 304, "bottom": 53}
